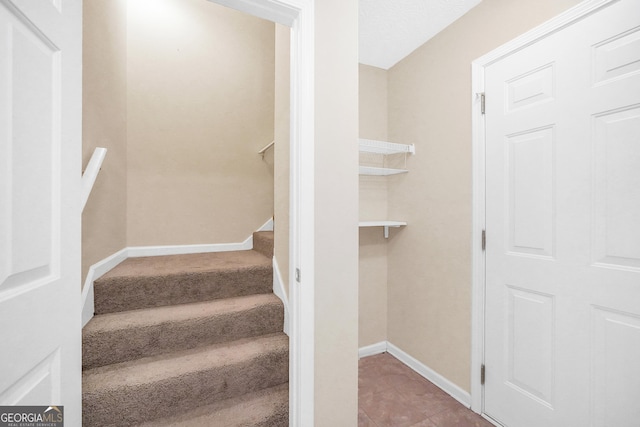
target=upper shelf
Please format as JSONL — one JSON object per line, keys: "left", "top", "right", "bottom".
{"left": 359, "top": 139, "right": 415, "bottom": 155}
{"left": 359, "top": 139, "right": 414, "bottom": 176}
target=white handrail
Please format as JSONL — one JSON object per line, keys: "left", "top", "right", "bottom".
{"left": 81, "top": 147, "right": 107, "bottom": 212}
{"left": 258, "top": 140, "right": 275, "bottom": 158}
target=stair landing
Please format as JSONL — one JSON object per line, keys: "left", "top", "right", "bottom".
{"left": 93, "top": 249, "right": 272, "bottom": 314}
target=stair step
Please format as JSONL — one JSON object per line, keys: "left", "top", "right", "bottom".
{"left": 253, "top": 231, "right": 274, "bottom": 259}
{"left": 83, "top": 333, "right": 288, "bottom": 427}
{"left": 94, "top": 250, "right": 272, "bottom": 314}
{"left": 83, "top": 293, "right": 284, "bottom": 369}
{"left": 135, "top": 383, "right": 288, "bottom": 427}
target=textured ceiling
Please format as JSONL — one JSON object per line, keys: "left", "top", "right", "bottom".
{"left": 359, "top": 0, "right": 482, "bottom": 69}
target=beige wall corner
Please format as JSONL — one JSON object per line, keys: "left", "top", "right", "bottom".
{"left": 314, "top": 0, "right": 359, "bottom": 425}
{"left": 358, "top": 64, "right": 389, "bottom": 347}
{"left": 125, "top": 0, "right": 275, "bottom": 247}
{"left": 358, "top": 64, "right": 389, "bottom": 221}
{"left": 82, "top": 0, "right": 128, "bottom": 282}
{"left": 274, "top": 24, "right": 290, "bottom": 296}
{"left": 386, "top": 0, "right": 582, "bottom": 393}
{"left": 359, "top": 64, "right": 388, "bottom": 141}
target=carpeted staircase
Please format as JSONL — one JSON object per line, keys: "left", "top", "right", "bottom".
{"left": 82, "top": 231, "right": 288, "bottom": 426}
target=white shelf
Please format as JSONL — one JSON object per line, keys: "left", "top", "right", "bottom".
{"left": 359, "top": 220, "right": 407, "bottom": 238}
{"left": 359, "top": 139, "right": 414, "bottom": 176}
{"left": 359, "top": 139, "right": 415, "bottom": 155}
{"left": 358, "top": 138, "right": 412, "bottom": 238}
{"left": 359, "top": 166, "right": 408, "bottom": 176}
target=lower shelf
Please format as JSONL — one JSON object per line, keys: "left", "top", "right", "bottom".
{"left": 359, "top": 166, "right": 408, "bottom": 176}
{"left": 359, "top": 221, "right": 407, "bottom": 238}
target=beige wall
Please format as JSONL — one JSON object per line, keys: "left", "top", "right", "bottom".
{"left": 314, "top": 0, "right": 359, "bottom": 424}
{"left": 386, "top": 0, "right": 582, "bottom": 392}
{"left": 126, "top": 0, "right": 275, "bottom": 246}
{"left": 82, "top": 0, "right": 128, "bottom": 281}
{"left": 358, "top": 64, "right": 389, "bottom": 347}
{"left": 274, "top": 24, "right": 290, "bottom": 294}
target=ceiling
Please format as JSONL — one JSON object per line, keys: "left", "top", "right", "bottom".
{"left": 359, "top": 0, "right": 482, "bottom": 70}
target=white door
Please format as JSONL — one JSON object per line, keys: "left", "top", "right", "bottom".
{"left": 0, "top": 0, "right": 82, "bottom": 424}
{"left": 484, "top": 0, "right": 640, "bottom": 426}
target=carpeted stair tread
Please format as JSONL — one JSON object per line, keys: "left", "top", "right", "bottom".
{"left": 94, "top": 250, "right": 272, "bottom": 314}
{"left": 253, "top": 231, "right": 274, "bottom": 259}
{"left": 83, "top": 293, "right": 284, "bottom": 369}
{"left": 83, "top": 333, "right": 288, "bottom": 427}
{"left": 83, "top": 333, "right": 288, "bottom": 391}
{"left": 135, "top": 383, "right": 288, "bottom": 427}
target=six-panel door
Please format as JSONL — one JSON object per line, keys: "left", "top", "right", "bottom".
{"left": 0, "top": 0, "right": 82, "bottom": 424}
{"left": 484, "top": 1, "right": 640, "bottom": 425}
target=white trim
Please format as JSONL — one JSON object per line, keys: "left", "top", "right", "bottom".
{"left": 482, "top": 414, "right": 503, "bottom": 427}
{"left": 258, "top": 217, "right": 274, "bottom": 232}
{"left": 81, "top": 248, "right": 128, "bottom": 327}
{"left": 125, "top": 219, "right": 280, "bottom": 258}
{"left": 272, "top": 256, "right": 290, "bottom": 336}
{"left": 470, "top": 59, "right": 487, "bottom": 414}
{"left": 358, "top": 341, "right": 472, "bottom": 407}
{"left": 287, "top": 3, "right": 315, "bottom": 427}
{"left": 213, "top": 2, "right": 317, "bottom": 423}
{"left": 358, "top": 341, "right": 387, "bottom": 358}
{"left": 470, "top": 0, "right": 617, "bottom": 416}
{"left": 127, "top": 237, "right": 253, "bottom": 258}
{"left": 209, "top": 0, "right": 297, "bottom": 26}
{"left": 387, "top": 342, "right": 471, "bottom": 407}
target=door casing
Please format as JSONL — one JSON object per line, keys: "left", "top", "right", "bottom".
{"left": 208, "top": 1, "right": 315, "bottom": 425}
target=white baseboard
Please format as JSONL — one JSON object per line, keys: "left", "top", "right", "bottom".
{"left": 258, "top": 217, "right": 274, "bottom": 231}
{"left": 272, "top": 256, "right": 290, "bottom": 336}
{"left": 358, "top": 340, "right": 472, "bottom": 408}
{"left": 358, "top": 341, "right": 387, "bottom": 358}
{"left": 386, "top": 341, "right": 471, "bottom": 407}
{"left": 81, "top": 248, "right": 128, "bottom": 327}
{"left": 82, "top": 220, "right": 272, "bottom": 327}
{"left": 127, "top": 236, "right": 253, "bottom": 258}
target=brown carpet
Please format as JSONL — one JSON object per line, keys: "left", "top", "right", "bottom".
{"left": 82, "top": 232, "right": 288, "bottom": 426}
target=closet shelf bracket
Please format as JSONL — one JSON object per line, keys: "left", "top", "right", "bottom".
{"left": 359, "top": 220, "right": 407, "bottom": 238}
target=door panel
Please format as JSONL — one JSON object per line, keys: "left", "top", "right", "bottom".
{"left": 0, "top": 0, "right": 81, "bottom": 423}
{"left": 505, "top": 63, "right": 555, "bottom": 113}
{"left": 484, "top": 1, "right": 640, "bottom": 426}
{"left": 505, "top": 286, "right": 555, "bottom": 407}
{"left": 592, "top": 27, "right": 640, "bottom": 85}
{"left": 592, "top": 307, "right": 640, "bottom": 425}
{"left": 0, "top": 5, "right": 58, "bottom": 293}
{"left": 506, "top": 126, "right": 555, "bottom": 258}
{"left": 592, "top": 106, "right": 640, "bottom": 270}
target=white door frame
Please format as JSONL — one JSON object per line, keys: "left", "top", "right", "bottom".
{"left": 210, "top": 1, "right": 314, "bottom": 425}
{"left": 470, "top": 0, "right": 618, "bottom": 415}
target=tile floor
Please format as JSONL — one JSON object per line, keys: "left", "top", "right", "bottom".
{"left": 359, "top": 353, "right": 495, "bottom": 427}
